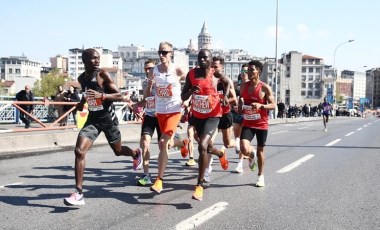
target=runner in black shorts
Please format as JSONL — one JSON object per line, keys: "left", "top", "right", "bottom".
{"left": 64, "top": 49, "right": 143, "bottom": 206}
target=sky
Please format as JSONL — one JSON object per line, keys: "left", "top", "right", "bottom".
{"left": 1, "top": 0, "right": 379, "bottom": 72}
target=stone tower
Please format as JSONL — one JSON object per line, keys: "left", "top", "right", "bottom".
{"left": 198, "top": 22, "right": 212, "bottom": 50}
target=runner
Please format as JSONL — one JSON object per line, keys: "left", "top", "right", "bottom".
{"left": 181, "top": 49, "right": 231, "bottom": 201}
{"left": 321, "top": 98, "right": 332, "bottom": 131}
{"left": 239, "top": 60, "right": 275, "bottom": 187}
{"left": 63, "top": 48, "right": 142, "bottom": 206}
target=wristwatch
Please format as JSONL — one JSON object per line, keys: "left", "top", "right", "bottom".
{"left": 260, "top": 104, "right": 265, "bottom": 110}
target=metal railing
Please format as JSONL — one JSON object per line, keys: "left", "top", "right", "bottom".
{"left": 0, "top": 96, "right": 134, "bottom": 132}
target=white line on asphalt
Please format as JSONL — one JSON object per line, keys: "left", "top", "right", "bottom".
{"left": 298, "top": 127, "right": 307, "bottom": 129}
{"left": 325, "top": 139, "right": 342, "bottom": 146}
{"left": 0, "top": 130, "right": 12, "bottom": 133}
{"left": 345, "top": 132, "right": 355, "bottom": 136}
{"left": 276, "top": 154, "right": 314, "bottom": 173}
{"left": 0, "top": 182, "right": 23, "bottom": 189}
{"left": 176, "top": 202, "right": 228, "bottom": 230}
{"left": 357, "top": 128, "right": 362, "bottom": 131}
{"left": 363, "top": 125, "right": 367, "bottom": 127}
{"left": 272, "top": 131, "right": 288, "bottom": 134}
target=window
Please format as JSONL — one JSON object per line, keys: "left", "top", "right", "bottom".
{"left": 308, "top": 91, "right": 313, "bottom": 96}
{"left": 308, "top": 67, "right": 313, "bottom": 73}
{"left": 301, "top": 91, "right": 306, "bottom": 96}
{"left": 302, "top": 75, "right": 306, "bottom": 81}
{"left": 315, "top": 67, "right": 321, "bottom": 73}
{"left": 302, "top": 67, "right": 306, "bottom": 73}
{"left": 308, "top": 76, "right": 314, "bottom": 81}
{"left": 308, "top": 83, "right": 313, "bottom": 88}
{"left": 315, "top": 91, "right": 320, "bottom": 96}
{"left": 301, "top": 83, "right": 306, "bottom": 88}
{"left": 15, "top": 69, "right": 20, "bottom": 74}
{"left": 8, "top": 68, "right": 12, "bottom": 73}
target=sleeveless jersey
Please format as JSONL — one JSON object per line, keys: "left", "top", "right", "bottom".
{"left": 241, "top": 81, "right": 268, "bottom": 130}
{"left": 153, "top": 64, "right": 182, "bottom": 114}
{"left": 189, "top": 68, "right": 222, "bottom": 119}
{"left": 142, "top": 79, "right": 156, "bottom": 117}
{"left": 78, "top": 68, "right": 116, "bottom": 124}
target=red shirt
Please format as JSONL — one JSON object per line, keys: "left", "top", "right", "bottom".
{"left": 189, "top": 68, "right": 222, "bottom": 119}
{"left": 241, "top": 81, "right": 269, "bottom": 130}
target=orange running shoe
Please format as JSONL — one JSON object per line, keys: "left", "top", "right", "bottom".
{"left": 150, "top": 177, "right": 163, "bottom": 193}
{"left": 192, "top": 185, "right": 203, "bottom": 201}
{"left": 219, "top": 148, "right": 229, "bottom": 170}
{"left": 181, "top": 139, "right": 189, "bottom": 158}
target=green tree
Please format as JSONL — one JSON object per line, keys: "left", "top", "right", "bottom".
{"left": 33, "top": 68, "right": 66, "bottom": 97}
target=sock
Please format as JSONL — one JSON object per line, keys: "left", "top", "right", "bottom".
{"left": 76, "top": 187, "right": 83, "bottom": 194}
{"left": 189, "top": 157, "right": 194, "bottom": 160}
{"left": 236, "top": 138, "right": 240, "bottom": 149}
{"left": 197, "top": 180, "right": 204, "bottom": 187}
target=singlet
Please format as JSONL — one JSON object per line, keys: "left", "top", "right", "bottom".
{"left": 142, "top": 79, "right": 156, "bottom": 117}
{"left": 189, "top": 68, "right": 222, "bottom": 119}
{"left": 217, "top": 80, "right": 231, "bottom": 114}
{"left": 241, "top": 81, "right": 268, "bottom": 130}
{"left": 78, "top": 68, "right": 116, "bottom": 124}
{"left": 153, "top": 64, "right": 182, "bottom": 114}
{"left": 322, "top": 102, "right": 331, "bottom": 115}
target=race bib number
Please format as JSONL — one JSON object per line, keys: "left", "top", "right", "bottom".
{"left": 156, "top": 83, "right": 173, "bottom": 100}
{"left": 242, "top": 105, "right": 261, "bottom": 120}
{"left": 145, "top": 96, "right": 156, "bottom": 113}
{"left": 192, "top": 94, "right": 212, "bottom": 114}
{"left": 87, "top": 98, "right": 104, "bottom": 111}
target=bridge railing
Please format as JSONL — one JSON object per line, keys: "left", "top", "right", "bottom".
{"left": 0, "top": 97, "right": 134, "bottom": 132}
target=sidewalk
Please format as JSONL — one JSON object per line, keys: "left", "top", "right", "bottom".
{"left": 0, "top": 117, "right": 321, "bottom": 159}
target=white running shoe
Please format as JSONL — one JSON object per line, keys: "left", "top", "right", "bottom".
{"left": 234, "top": 164, "right": 243, "bottom": 173}
{"left": 64, "top": 190, "right": 85, "bottom": 206}
{"left": 256, "top": 175, "right": 265, "bottom": 187}
{"left": 204, "top": 170, "right": 210, "bottom": 183}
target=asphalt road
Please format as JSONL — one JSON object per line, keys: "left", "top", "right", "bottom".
{"left": 1, "top": 116, "right": 379, "bottom": 230}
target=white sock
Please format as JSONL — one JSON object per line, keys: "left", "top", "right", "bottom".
{"left": 235, "top": 138, "right": 240, "bottom": 149}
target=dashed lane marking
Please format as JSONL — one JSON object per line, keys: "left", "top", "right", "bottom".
{"left": 357, "top": 128, "right": 362, "bottom": 131}
{"left": 272, "top": 131, "right": 288, "bottom": 134}
{"left": 176, "top": 202, "right": 228, "bottom": 230}
{"left": 345, "top": 132, "right": 355, "bottom": 137}
{"left": 276, "top": 154, "right": 314, "bottom": 173}
{"left": 325, "top": 138, "right": 341, "bottom": 146}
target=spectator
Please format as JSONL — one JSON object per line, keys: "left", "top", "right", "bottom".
{"left": 129, "top": 91, "right": 139, "bottom": 121}
{"left": 55, "top": 85, "right": 67, "bottom": 126}
{"left": 63, "top": 86, "right": 80, "bottom": 125}
{"left": 16, "top": 85, "right": 34, "bottom": 128}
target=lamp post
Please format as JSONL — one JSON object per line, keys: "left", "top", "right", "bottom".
{"left": 274, "top": 0, "right": 279, "bottom": 119}
{"left": 332, "top": 39, "right": 354, "bottom": 104}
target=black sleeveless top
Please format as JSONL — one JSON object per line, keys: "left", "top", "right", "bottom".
{"left": 78, "top": 68, "right": 116, "bottom": 124}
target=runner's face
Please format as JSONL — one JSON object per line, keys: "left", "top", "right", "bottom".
{"left": 85, "top": 51, "right": 100, "bottom": 68}
{"left": 198, "top": 51, "right": 211, "bottom": 69}
{"left": 158, "top": 44, "right": 172, "bottom": 64}
{"left": 212, "top": 60, "right": 223, "bottom": 77}
{"left": 144, "top": 63, "right": 155, "bottom": 76}
{"left": 247, "top": 65, "right": 260, "bottom": 81}
{"left": 241, "top": 67, "right": 248, "bottom": 83}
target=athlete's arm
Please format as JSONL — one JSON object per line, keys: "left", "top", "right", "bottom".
{"left": 217, "top": 72, "right": 231, "bottom": 106}
{"left": 100, "top": 69, "right": 123, "bottom": 101}
{"left": 228, "top": 79, "right": 238, "bottom": 106}
{"left": 261, "top": 84, "right": 276, "bottom": 110}
{"left": 181, "top": 72, "right": 193, "bottom": 101}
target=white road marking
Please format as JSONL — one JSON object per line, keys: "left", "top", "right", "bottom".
{"left": 276, "top": 154, "right": 314, "bottom": 173}
{"left": 357, "top": 128, "right": 362, "bottom": 131}
{"left": 176, "top": 202, "right": 228, "bottom": 230}
{"left": 272, "top": 131, "right": 288, "bottom": 134}
{"left": 325, "top": 139, "right": 341, "bottom": 146}
{"left": 345, "top": 132, "right": 355, "bottom": 137}
{"left": 298, "top": 126, "right": 307, "bottom": 129}
{"left": 363, "top": 125, "right": 367, "bottom": 127}
{"left": 0, "top": 182, "right": 23, "bottom": 189}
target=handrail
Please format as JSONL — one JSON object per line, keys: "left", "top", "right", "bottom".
{"left": 0, "top": 100, "right": 140, "bottom": 133}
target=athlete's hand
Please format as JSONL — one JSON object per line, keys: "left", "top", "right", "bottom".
{"left": 76, "top": 102, "right": 84, "bottom": 111}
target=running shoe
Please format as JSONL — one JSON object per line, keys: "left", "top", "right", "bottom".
{"left": 235, "top": 147, "right": 240, "bottom": 154}
{"left": 181, "top": 139, "right": 189, "bottom": 158}
{"left": 150, "top": 178, "right": 163, "bottom": 193}
{"left": 63, "top": 190, "right": 85, "bottom": 206}
{"left": 204, "top": 171, "right": 210, "bottom": 183}
{"left": 234, "top": 163, "right": 243, "bottom": 173}
{"left": 219, "top": 149, "right": 229, "bottom": 170}
{"left": 192, "top": 185, "right": 203, "bottom": 201}
{"left": 137, "top": 175, "right": 151, "bottom": 186}
{"left": 249, "top": 158, "right": 257, "bottom": 171}
{"left": 185, "top": 158, "right": 196, "bottom": 166}
{"left": 256, "top": 175, "right": 265, "bottom": 187}
{"left": 133, "top": 148, "right": 143, "bottom": 171}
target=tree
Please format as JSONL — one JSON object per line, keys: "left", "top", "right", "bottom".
{"left": 33, "top": 68, "right": 66, "bottom": 97}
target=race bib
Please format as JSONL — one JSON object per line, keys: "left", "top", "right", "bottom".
{"left": 242, "top": 105, "right": 261, "bottom": 120}
{"left": 87, "top": 98, "right": 103, "bottom": 111}
{"left": 145, "top": 96, "right": 156, "bottom": 113}
{"left": 192, "top": 94, "right": 212, "bottom": 114}
{"left": 156, "top": 83, "right": 173, "bottom": 100}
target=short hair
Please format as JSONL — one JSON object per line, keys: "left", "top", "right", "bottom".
{"left": 248, "top": 60, "right": 263, "bottom": 72}
{"left": 241, "top": 63, "right": 248, "bottom": 69}
{"left": 82, "top": 48, "right": 98, "bottom": 62}
{"left": 144, "top": 59, "right": 156, "bottom": 66}
{"left": 212, "top": 56, "right": 224, "bottom": 65}
{"left": 159, "top": 41, "right": 173, "bottom": 50}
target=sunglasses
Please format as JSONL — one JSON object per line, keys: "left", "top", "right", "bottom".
{"left": 158, "top": 50, "right": 171, "bottom": 56}
{"left": 241, "top": 70, "right": 248, "bottom": 73}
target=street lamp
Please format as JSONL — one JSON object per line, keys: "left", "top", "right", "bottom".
{"left": 274, "top": 0, "right": 279, "bottom": 119}
{"left": 332, "top": 39, "right": 354, "bottom": 104}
